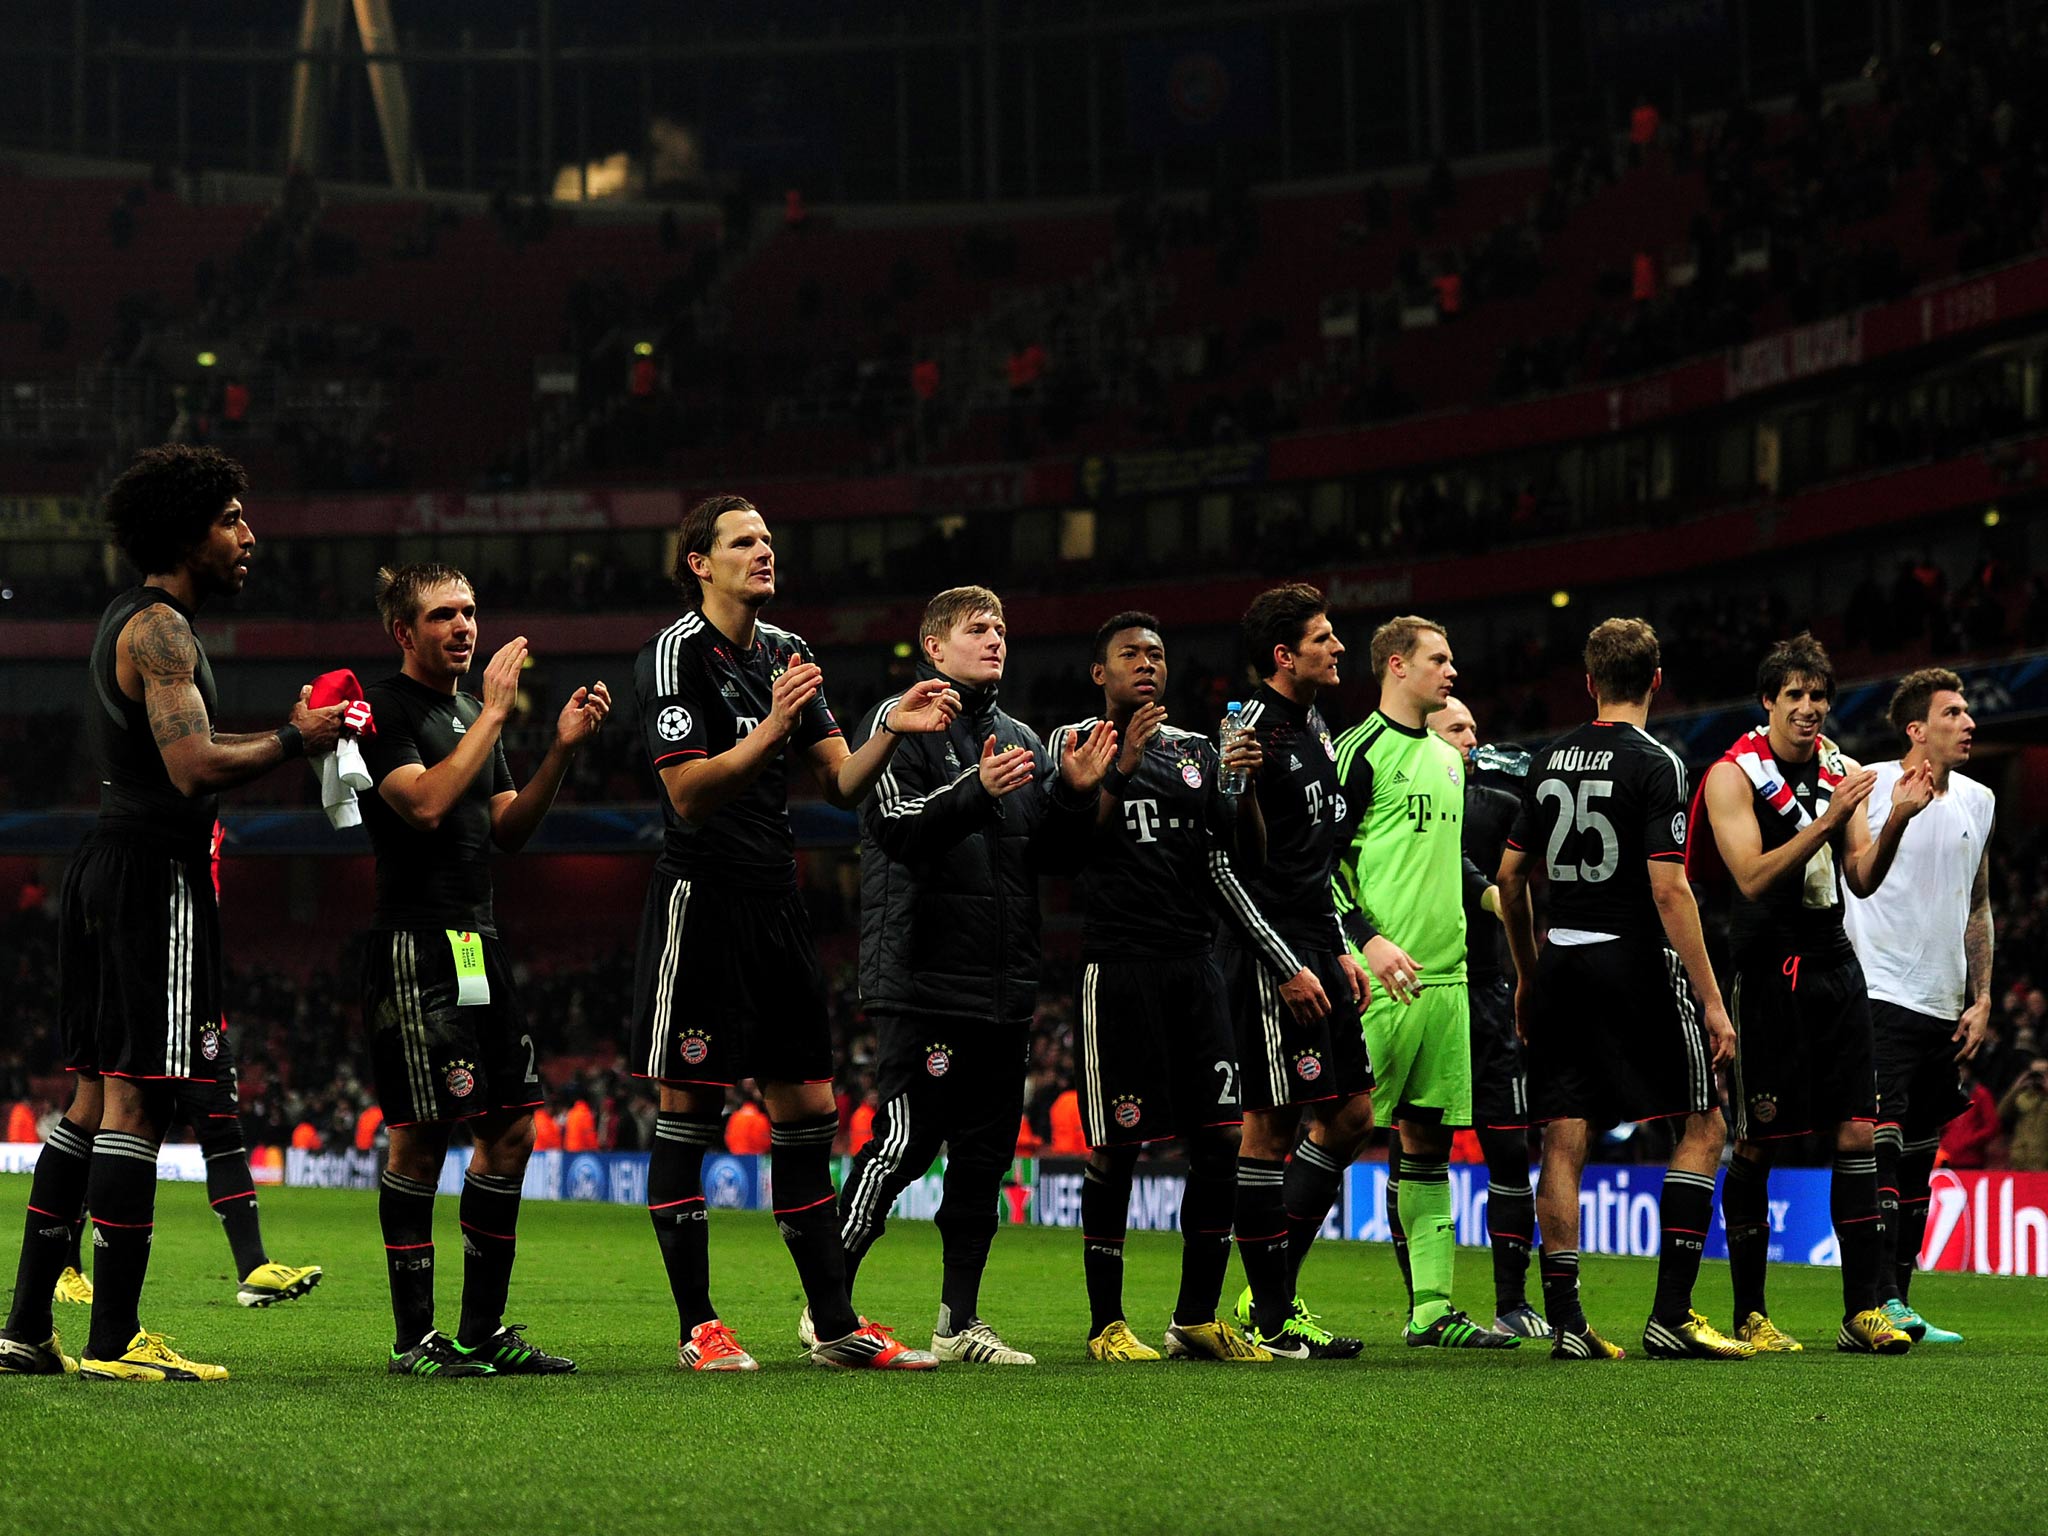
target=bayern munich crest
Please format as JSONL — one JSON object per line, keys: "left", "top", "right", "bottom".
{"left": 1180, "top": 760, "right": 1203, "bottom": 789}
{"left": 926, "top": 1046, "right": 953, "bottom": 1078}
{"left": 1321, "top": 732, "right": 1337, "bottom": 760}
{"left": 1113, "top": 1097, "right": 1143, "bottom": 1129}
{"left": 446, "top": 1060, "right": 478, "bottom": 1098}
{"left": 1295, "top": 1051, "right": 1323, "bottom": 1082}
{"left": 200, "top": 1027, "right": 220, "bottom": 1061}
{"left": 679, "top": 1029, "right": 710, "bottom": 1067}
{"left": 1749, "top": 1092, "right": 1778, "bottom": 1124}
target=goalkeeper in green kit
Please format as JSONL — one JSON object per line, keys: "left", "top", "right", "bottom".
{"left": 1332, "top": 616, "right": 1519, "bottom": 1349}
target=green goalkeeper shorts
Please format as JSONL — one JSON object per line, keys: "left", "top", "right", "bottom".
{"left": 1365, "top": 982, "right": 1472, "bottom": 1128}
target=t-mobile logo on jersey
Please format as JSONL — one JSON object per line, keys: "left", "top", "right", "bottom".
{"left": 734, "top": 715, "right": 762, "bottom": 738}
{"left": 1405, "top": 791, "right": 1434, "bottom": 829}
{"left": 1303, "top": 782, "right": 1326, "bottom": 820}
{"left": 1122, "top": 798, "right": 1161, "bottom": 843}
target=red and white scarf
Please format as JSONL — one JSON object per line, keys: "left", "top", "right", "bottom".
{"left": 1723, "top": 725, "right": 1844, "bottom": 828}
{"left": 1684, "top": 726, "right": 1845, "bottom": 886}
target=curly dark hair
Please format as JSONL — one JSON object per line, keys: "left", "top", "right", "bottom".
{"left": 1091, "top": 609, "right": 1161, "bottom": 664}
{"left": 103, "top": 445, "right": 249, "bottom": 576}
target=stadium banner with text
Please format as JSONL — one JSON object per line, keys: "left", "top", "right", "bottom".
{"left": 276, "top": 1147, "right": 1029, "bottom": 1226}
{"left": 1342, "top": 1162, "right": 1844, "bottom": 1265}
{"left": 1033, "top": 1156, "right": 1340, "bottom": 1239}
{"left": 24, "top": 1144, "right": 2032, "bottom": 1274}
{"left": 1920, "top": 1168, "right": 2048, "bottom": 1278}
{"left": 3, "top": 1141, "right": 206, "bottom": 1182}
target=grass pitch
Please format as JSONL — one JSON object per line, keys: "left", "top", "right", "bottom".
{"left": 4, "top": 1173, "right": 2045, "bottom": 1536}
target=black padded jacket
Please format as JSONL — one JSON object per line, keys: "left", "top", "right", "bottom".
{"left": 855, "top": 659, "right": 1088, "bottom": 1024}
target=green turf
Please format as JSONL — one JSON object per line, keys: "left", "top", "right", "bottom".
{"left": 4, "top": 1172, "right": 2045, "bottom": 1535}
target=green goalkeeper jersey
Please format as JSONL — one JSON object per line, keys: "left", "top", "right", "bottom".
{"left": 1330, "top": 710, "right": 1469, "bottom": 985}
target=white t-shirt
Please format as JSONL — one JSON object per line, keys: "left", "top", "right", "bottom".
{"left": 1843, "top": 761, "right": 1994, "bottom": 1020}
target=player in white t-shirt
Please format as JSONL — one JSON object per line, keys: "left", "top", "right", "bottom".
{"left": 1843, "top": 667, "right": 1994, "bottom": 1345}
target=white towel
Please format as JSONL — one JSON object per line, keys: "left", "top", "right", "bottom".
{"left": 317, "top": 737, "right": 372, "bottom": 829}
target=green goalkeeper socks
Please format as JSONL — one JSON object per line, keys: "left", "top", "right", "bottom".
{"left": 1398, "top": 1153, "right": 1455, "bottom": 1329}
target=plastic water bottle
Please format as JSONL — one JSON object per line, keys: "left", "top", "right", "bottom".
{"left": 1218, "top": 703, "right": 1249, "bottom": 796}
{"left": 1472, "top": 743, "right": 1532, "bottom": 779}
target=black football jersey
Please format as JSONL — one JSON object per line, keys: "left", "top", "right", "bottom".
{"left": 1049, "top": 718, "right": 1302, "bottom": 978}
{"left": 635, "top": 608, "right": 841, "bottom": 891}
{"left": 360, "top": 671, "right": 517, "bottom": 934}
{"left": 1463, "top": 779, "right": 1519, "bottom": 979}
{"left": 1722, "top": 744, "right": 1855, "bottom": 963}
{"left": 86, "top": 586, "right": 219, "bottom": 856}
{"left": 1506, "top": 719, "right": 1688, "bottom": 942}
{"left": 1232, "top": 682, "right": 1346, "bottom": 953}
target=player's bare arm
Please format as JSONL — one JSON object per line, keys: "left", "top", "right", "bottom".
{"left": 491, "top": 678, "right": 612, "bottom": 852}
{"left": 380, "top": 637, "right": 527, "bottom": 832}
{"left": 1647, "top": 858, "right": 1735, "bottom": 1065}
{"left": 1495, "top": 843, "right": 1541, "bottom": 1045}
{"left": 808, "top": 675, "right": 959, "bottom": 810}
{"left": 125, "top": 602, "right": 346, "bottom": 795}
{"left": 662, "top": 656, "right": 822, "bottom": 825}
{"left": 1958, "top": 818, "right": 1995, "bottom": 1060}
{"left": 1840, "top": 756, "right": 1934, "bottom": 898}
{"left": 1702, "top": 758, "right": 1874, "bottom": 900}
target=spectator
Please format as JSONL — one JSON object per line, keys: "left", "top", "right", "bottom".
{"left": 848, "top": 1094, "right": 877, "bottom": 1156}
{"left": 1048, "top": 1087, "right": 1087, "bottom": 1156}
{"left": 532, "top": 1105, "right": 562, "bottom": 1151}
{"left": 1941, "top": 1064, "right": 2002, "bottom": 1168}
{"left": 354, "top": 1103, "right": 384, "bottom": 1153}
{"left": 564, "top": 1096, "right": 600, "bottom": 1152}
{"left": 725, "top": 1096, "right": 771, "bottom": 1155}
{"left": 1997, "top": 1057, "right": 2048, "bottom": 1171}
{"left": 1629, "top": 96, "right": 1662, "bottom": 163}
{"left": 1631, "top": 250, "right": 1658, "bottom": 302}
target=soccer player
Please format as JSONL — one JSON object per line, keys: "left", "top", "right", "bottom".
{"left": 358, "top": 562, "right": 609, "bottom": 1377}
{"left": 1223, "top": 585, "right": 1375, "bottom": 1359}
{"left": 53, "top": 818, "right": 326, "bottom": 1314}
{"left": 1425, "top": 697, "right": 1547, "bottom": 1338}
{"left": 0, "top": 445, "right": 346, "bottom": 1381}
{"left": 1696, "top": 632, "right": 1929, "bottom": 1354}
{"left": 1052, "top": 611, "right": 1334, "bottom": 1363}
{"left": 1332, "top": 614, "right": 1516, "bottom": 1350}
{"left": 1843, "top": 667, "right": 1993, "bottom": 1344}
{"left": 632, "top": 497, "right": 957, "bottom": 1372}
{"left": 835, "top": 585, "right": 1112, "bottom": 1366}
{"left": 1496, "top": 618, "right": 1747, "bottom": 1360}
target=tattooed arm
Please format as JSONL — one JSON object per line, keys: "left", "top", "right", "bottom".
{"left": 125, "top": 605, "right": 345, "bottom": 796}
{"left": 1956, "top": 819, "right": 1995, "bottom": 1061}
